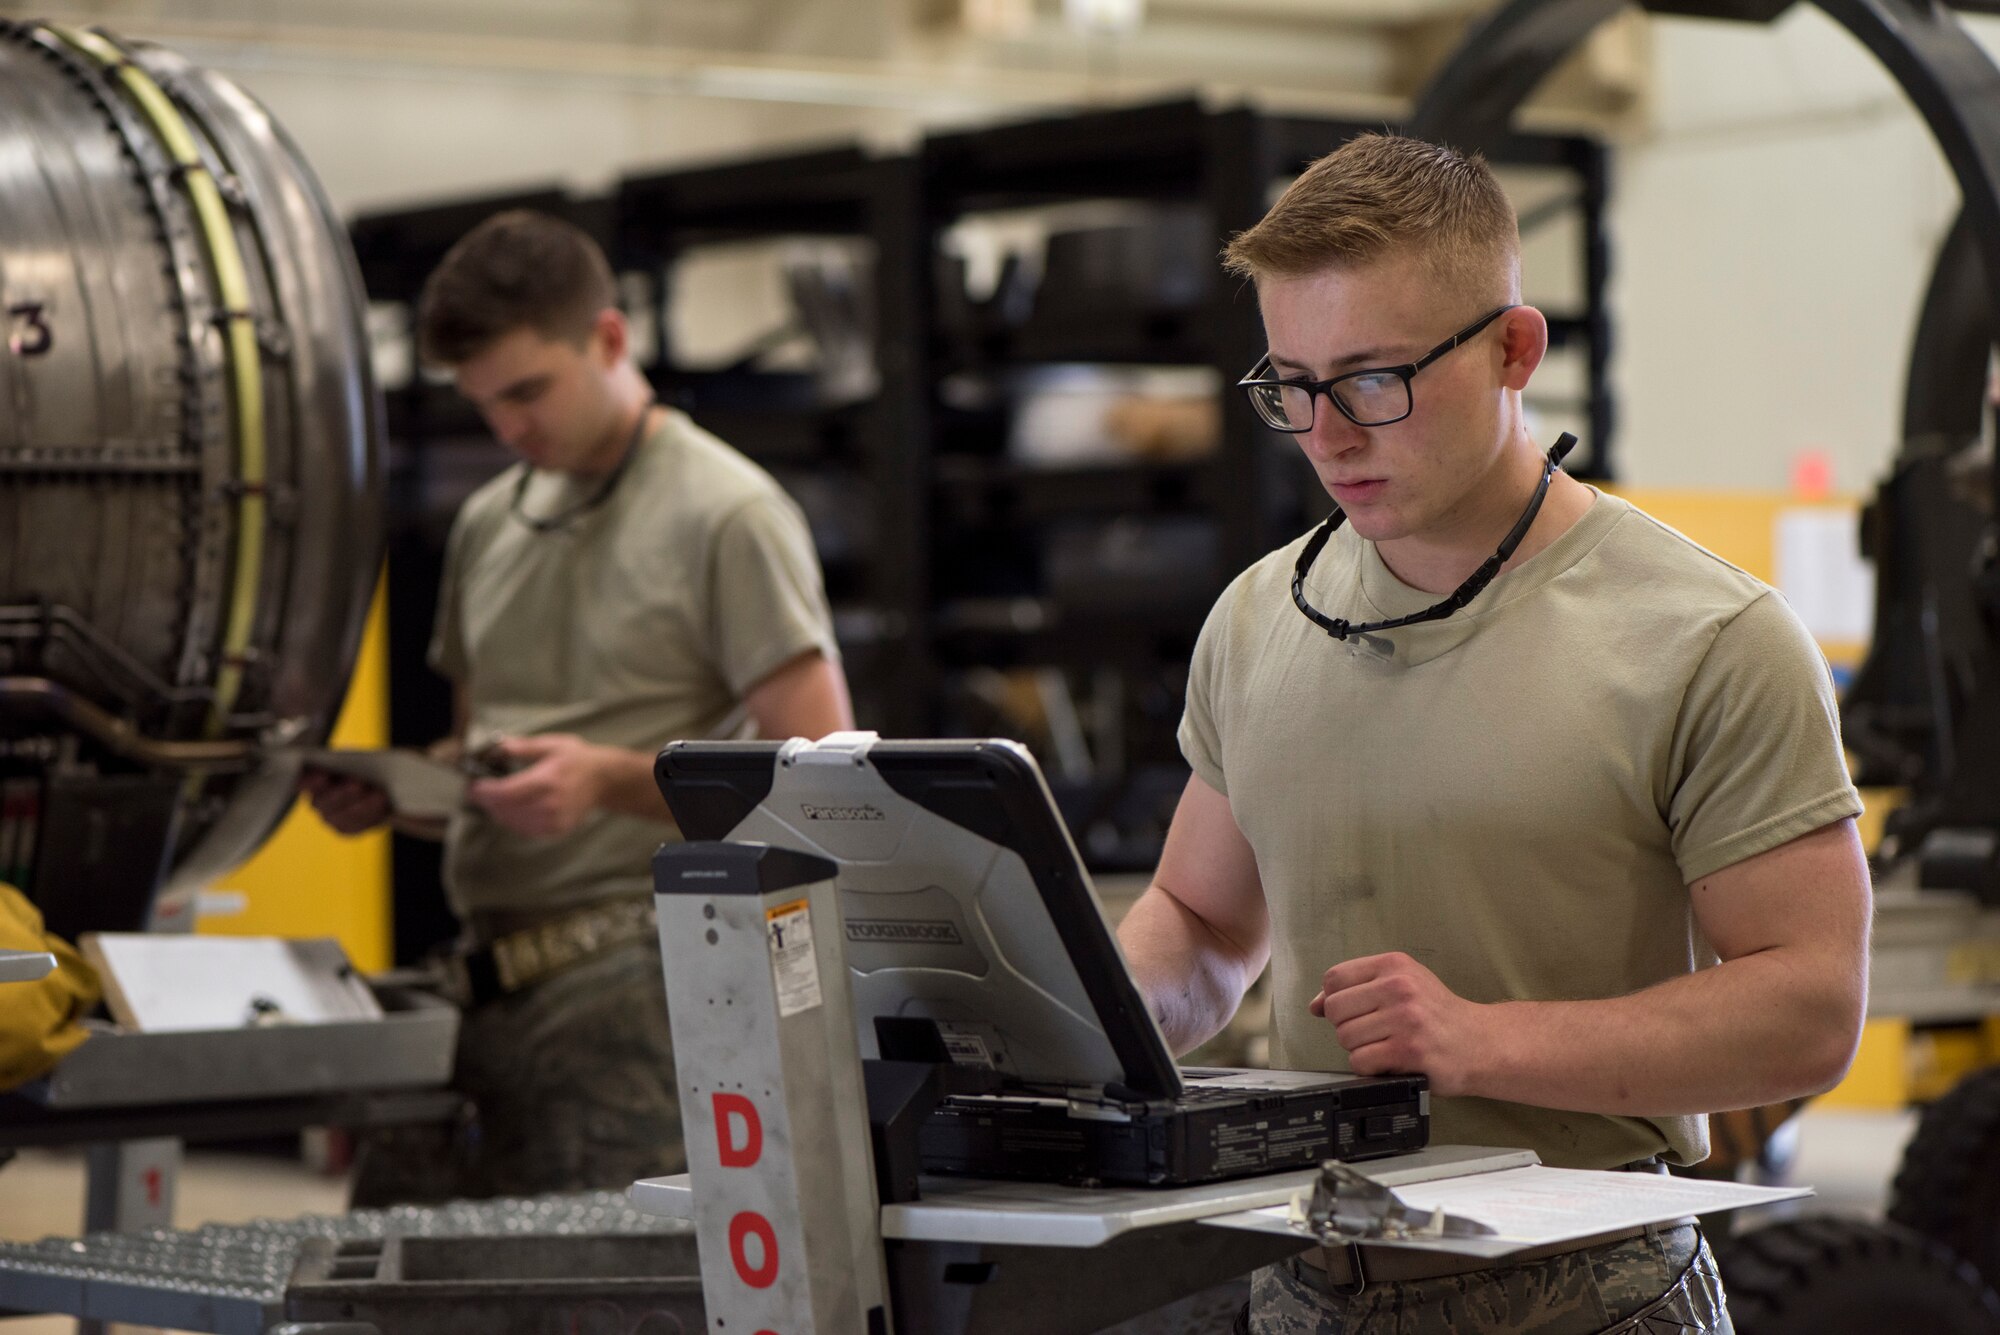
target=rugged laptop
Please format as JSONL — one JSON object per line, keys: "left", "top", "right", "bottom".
{"left": 655, "top": 733, "right": 1427, "bottom": 1186}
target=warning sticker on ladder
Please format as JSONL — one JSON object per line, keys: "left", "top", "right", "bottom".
{"left": 764, "top": 898, "right": 822, "bottom": 1017}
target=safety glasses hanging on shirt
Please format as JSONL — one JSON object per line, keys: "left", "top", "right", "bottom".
{"left": 508, "top": 397, "right": 656, "bottom": 534}
{"left": 1234, "top": 306, "right": 1576, "bottom": 642}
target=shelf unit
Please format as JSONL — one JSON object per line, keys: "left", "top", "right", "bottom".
{"left": 908, "top": 101, "right": 1609, "bottom": 866}
{"left": 348, "top": 99, "right": 1611, "bottom": 902}
{"left": 612, "top": 145, "right": 931, "bottom": 736}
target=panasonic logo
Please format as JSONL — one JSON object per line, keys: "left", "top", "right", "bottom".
{"left": 800, "top": 803, "right": 886, "bottom": 822}
{"left": 679, "top": 870, "right": 730, "bottom": 880}
{"left": 845, "top": 919, "right": 963, "bottom": 945}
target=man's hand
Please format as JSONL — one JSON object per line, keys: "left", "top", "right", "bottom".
{"left": 467, "top": 733, "right": 611, "bottom": 839}
{"left": 1311, "top": 951, "right": 1491, "bottom": 1097}
{"left": 300, "top": 769, "right": 391, "bottom": 836}
{"left": 1116, "top": 775, "right": 1269, "bottom": 1057}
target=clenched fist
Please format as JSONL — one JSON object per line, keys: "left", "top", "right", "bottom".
{"left": 1310, "top": 951, "right": 1494, "bottom": 1098}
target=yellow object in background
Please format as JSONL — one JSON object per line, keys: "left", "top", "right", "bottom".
{"left": 1608, "top": 489, "right": 1787, "bottom": 583}
{"left": 1609, "top": 487, "right": 1870, "bottom": 664}
{"left": 1816, "top": 1019, "right": 2000, "bottom": 1110}
{"left": 1909, "top": 1025, "right": 1993, "bottom": 1103}
{"left": 0, "top": 882, "right": 102, "bottom": 1090}
{"left": 198, "top": 573, "right": 392, "bottom": 972}
{"left": 1817, "top": 1016, "right": 1913, "bottom": 1110}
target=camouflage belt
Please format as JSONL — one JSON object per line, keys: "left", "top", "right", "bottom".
{"left": 1302, "top": 1222, "right": 1683, "bottom": 1292}
{"left": 1595, "top": 1253, "right": 1714, "bottom": 1335}
{"left": 447, "top": 898, "right": 658, "bottom": 1003}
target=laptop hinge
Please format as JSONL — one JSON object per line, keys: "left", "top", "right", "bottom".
{"left": 780, "top": 730, "right": 881, "bottom": 767}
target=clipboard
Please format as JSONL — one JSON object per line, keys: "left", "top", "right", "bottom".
{"left": 300, "top": 747, "right": 467, "bottom": 821}
{"left": 80, "top": 934, "right": 383, "bottom": 1032}
{"left": 1203, "top": 1162, "right": 1812, "bottom": 1258}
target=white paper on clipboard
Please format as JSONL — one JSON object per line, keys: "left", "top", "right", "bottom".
{"left": 81, "top": 934, "right": 383, "bottom": 1033}
{"left": 298, "top": 748, "right": 467, "bottom": 820}
{"left": 1203, "top": 1165, "right": 1812, "bottom": 1259}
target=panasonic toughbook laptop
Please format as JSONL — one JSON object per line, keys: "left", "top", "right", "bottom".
{"left": 654, "top": 732, "right": 1427, "bottom": 1187}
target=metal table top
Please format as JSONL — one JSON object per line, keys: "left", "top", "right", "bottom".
{"left": 0, "top": 950, "right": 55, "bottom": 983}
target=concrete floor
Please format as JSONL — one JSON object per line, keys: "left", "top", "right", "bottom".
{"left": 0, "top": 1107, "right": 1922, "bottom": 1334}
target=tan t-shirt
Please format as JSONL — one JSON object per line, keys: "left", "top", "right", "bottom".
{"left": 431, "top": 408, "right": 838, "bottom": 919}
{"left": 1180, "top": 489, "right": 1861, "bottom": 1168}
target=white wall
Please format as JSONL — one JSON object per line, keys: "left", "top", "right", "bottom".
{"left": 185, "top": 60, "right": 917, "bottom": 214}
{"left": 1608, "top": 5, "right": 1990, "bottom": 494}
{"left": 62, "top": 0, "right": 1402, "bottom": 214}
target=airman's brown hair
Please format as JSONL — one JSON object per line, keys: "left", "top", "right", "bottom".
{"left": 416, "top": 210, "right": 617, "bottom": 367}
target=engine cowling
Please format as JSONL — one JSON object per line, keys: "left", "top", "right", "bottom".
{"left": 0, "top": 22, "right": 383, "bottom": 939}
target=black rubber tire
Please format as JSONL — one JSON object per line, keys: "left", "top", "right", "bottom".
{"left": 1719, "top": 1216, "right": 2000, "bottom": 1335}
{"left": 1891, "top": 1064, "right": 2000, "bottom": 1287}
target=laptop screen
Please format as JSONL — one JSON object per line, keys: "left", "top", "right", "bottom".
{"left": 655, "top": 734, "right": 1184, "bottom": 1099}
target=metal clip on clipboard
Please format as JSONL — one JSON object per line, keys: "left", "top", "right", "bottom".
{"left": 1295, "top": 1161, "right": 1497, "bottom": 1243}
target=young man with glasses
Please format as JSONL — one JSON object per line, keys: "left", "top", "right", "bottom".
{"left": 1115, "top": 134, "right": 1870, "bottom": 1333}
{"left": 304, "top": 210, "right": 853, "bottom": 1204}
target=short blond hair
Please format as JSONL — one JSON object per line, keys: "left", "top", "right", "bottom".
{"left": 1223, "top": 133, "right": 1517, "bottom": 295}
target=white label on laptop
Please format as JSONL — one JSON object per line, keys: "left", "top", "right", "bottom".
{"left": 936, "top": 1022, "right": 997, "bottom": 1068}
{"left": 765, "top": 898, "right": 823, "bottom": 1017}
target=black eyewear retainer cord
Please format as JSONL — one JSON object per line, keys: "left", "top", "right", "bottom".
{"left": 1290, "top": 432, "right": 1578, "bottom": 642}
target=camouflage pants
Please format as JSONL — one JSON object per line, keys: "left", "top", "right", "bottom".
{"left": 350, "top": 939, "right": 685, "bottom": 1206}
{"left": 1250, "top": 1224, "right": 1732, "bottom": 1334}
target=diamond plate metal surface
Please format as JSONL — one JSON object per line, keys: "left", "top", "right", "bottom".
{"left": 0, "top": 1189, "right": 683, "bottom": 1333}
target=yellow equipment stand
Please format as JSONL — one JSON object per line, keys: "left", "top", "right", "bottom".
{"left": 196, "top": 574, "right": 394, "bottom": 973}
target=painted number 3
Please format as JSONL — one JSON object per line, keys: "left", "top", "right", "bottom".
{"left": 7, "top": 303, "right": 52, "bottom": 357}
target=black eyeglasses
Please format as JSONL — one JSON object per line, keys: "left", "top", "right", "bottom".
{"left": 1238, "top": 305, "right": 1518, "bottom": 432}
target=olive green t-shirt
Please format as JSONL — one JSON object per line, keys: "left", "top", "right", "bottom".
{"left": 431, "top": 408, "right": 838, "bottom": 919}
{"left": 1179, "top": 489, "right": 1862, "bottom": 1168}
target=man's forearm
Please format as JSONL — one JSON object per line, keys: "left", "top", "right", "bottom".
{"left": 592, "top": 744, "right": 679, "bottom": 825}
{"left": 1464, "top": 947, "right": 1864, "bottom": 1116}
{"left": 1118, "top": 885, "right": 1263, "bottom": 1056}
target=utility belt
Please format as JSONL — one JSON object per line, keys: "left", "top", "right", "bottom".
{"left": 1297, "top": 1156, "right": 1683, "bottom": 1291}
{"left": 441, "top": 895, "right": 657, "bottom": 1008}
